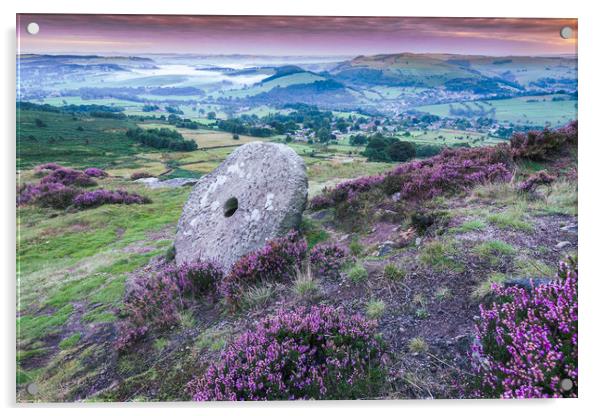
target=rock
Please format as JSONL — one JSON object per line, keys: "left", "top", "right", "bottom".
{"left": 391, "top": 192, "right": 401, "bottom": 202}
{"left": 135, "top": 177, "right": 198, "bottom": 189}
{"left": 555, "top": 241, "right": 572, "bottom": 250}
{"left": 377, "top": 242, "right": 394, "bottom": 256}
{"left": 503, "top": 277, "right": 555, "bottom": 291}
{"left": 134, "top": 177, "right": 159, "bottom": 185}
{"left": 175, "top": 142, "right": 308, "bottom": 272}
{"left": 560, "top": 223, "right": 578, "bottom": 233}
{"left": 415, "top": 237, "right": 422, "bottom": 247}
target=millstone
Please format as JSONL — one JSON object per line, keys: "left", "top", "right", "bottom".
{"left": 175, "top": 141, "right": 308, "bottom": 272}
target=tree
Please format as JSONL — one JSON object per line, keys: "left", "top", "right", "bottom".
{"left": 207, "top": 111, "right": 216, "bottom": 120}
{"left": 317, "top": 128, "right": 332, "bottom": 143}
{"left": 349, "top": 134, "right": 368, "bottom": 146}
{"left": 388, "top": 141, "right": 416, "bottom": 162}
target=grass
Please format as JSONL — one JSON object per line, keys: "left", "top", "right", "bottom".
{"left": 533, "top": 180, "right": 577, "bottom": 216}
{"left": 451, "top": 219, "right": 486, "bottom": 233}
{"left": 383, "top": 263, "right": 405, "bottom": 280}
{"left": 241, "top": 284, "right": 275, "bottom": 310}
{"left": 435, "top": 287, "right": 451, "bottom": 301}
{"left": 419, "top": 240, "right": 463, "bottom": 272}
{"left": 300, "top": 218, "right": 329, "bottom": 250}
{"left": 293, "top": 266, "right": 320, "bottom": 299}
{"left": 195, "top": 327, "right": 230, "bottom": 352}
{"left": 17, "top": 304, "right": 74, "bottom": 346}
{"left": 17, "top": 108, "right": 142, "bottom": 170}
{"left": 408, "top": 337, "right": 428, "bottom": 353}
{"left": 366, "top": 299, "right": 386, "bottom": 320}
{"left": 153, "top": 338, "right": 169, "bottom": 352}
{"left": 81, "top": 308, "right": 116, "bottom": 324}
{"left": 487, "top": 209, "right": 534, "bottom": 232}
{"left": 347, "top": 264, "right": 368, "bottom": 283}
{"left": 515, "top": 258, "right": 555, "bottom": 277}
{"left": 472, "top": 272, "right": 508, "bottom": 299}
{"left": 348, "top": 238, "right": 364, "bottom": 257}
{"left": 59, "top": 333, "right": 82, "bottom": 350}
{"left": 473, "top": 240, "right": 516, "bottom": 259}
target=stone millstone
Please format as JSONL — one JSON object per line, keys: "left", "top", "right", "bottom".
{"left": 175, "top": 141, "right": 308, "bottom": 272}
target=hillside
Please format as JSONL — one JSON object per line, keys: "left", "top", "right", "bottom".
{"left": 16, "top": 113, "right": 577, "bottom": 401}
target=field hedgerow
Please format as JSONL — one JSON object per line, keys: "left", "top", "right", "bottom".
{"left": 219, "top": 230, "right": 307, "bottom": 306}
{"left": 471, "top": 259, "right": 578, "bottom": 398}
{"left": 309, "top": 242, "right": 348, "bottom": 279}
{"left": 187, "top": 305, "right": 387, "bottom": 401}
{"left": 73, "top": 189, "right": 151, "bottom": 208}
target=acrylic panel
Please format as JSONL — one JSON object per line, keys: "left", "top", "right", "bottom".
{"left": 16, "top": 14, "right": 578, "bottom": 402}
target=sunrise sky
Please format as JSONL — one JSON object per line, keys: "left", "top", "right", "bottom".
{"left": 17, "top": 14, "right": 578, "bottom": 56}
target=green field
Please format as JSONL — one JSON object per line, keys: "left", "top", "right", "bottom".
{"left": 415, "top": 94, "right": 577, "bottom": 127}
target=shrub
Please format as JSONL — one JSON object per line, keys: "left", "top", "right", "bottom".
{"left": 169, "top": 261, "right": 223, "bottom": 298}
{"left": 40, "top": 167, "right": 97, "bottom": 187}
{"left": 33, "top": 162, "right": 63, "bottom": 174}
{"left": 471, "top": 260, "right": 577, "bottom": 398}
{"left": 116, "top": 271, "right": 183, "bottom": 350}
{"left": 511, "top": 120, "right": 577, "bottom": 160}
{"left": 130, "top": 171, "right": 154, "bottom": 180}
{"left": 312, "top": 144, "right": 512, "bottom": 209}
{"left": 17, "top": 182, "right": 79, "bottom": 209}
{"left": 34, "top": 183, "right": 80, "bottom": 209}
{"left": 518, "top": 170, "right": 555, "bottom": 193}
{"left": 219, "top": 231, "right": 307, "bottom": 306}
{"left": 83, "top": 167, "right": 108, "bottom": 178}
{"left": 309, "top": 242, "right": 348, "bottom": 279}
{"left": 308, "top": 194, "right": 333, "bottom": 210}
{"left": 73, "top": 189, "right": 151, "bottom": 208}
{"left": 187, "top": 306, "right": 387, "bottom": 400}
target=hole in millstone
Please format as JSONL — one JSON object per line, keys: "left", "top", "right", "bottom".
{"left": 223, "top": 197, "right": 238, "bottom": 217}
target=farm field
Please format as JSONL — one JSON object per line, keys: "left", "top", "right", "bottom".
{"left": 415, "top": 94, "right": 578, "bottom": 127}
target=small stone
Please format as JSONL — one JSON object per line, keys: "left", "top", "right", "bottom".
{"left": 555, "top": 241, "right": 572, "bottom": 249}
{"left": 391, "top": 192, "right": 401, "bottom": 202}
{"left": 415, "top": 237, "right": 422, "bottom": 246}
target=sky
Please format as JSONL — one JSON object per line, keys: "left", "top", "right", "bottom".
{"left": 17, "top": 14, "right": 578, "bottom": 57}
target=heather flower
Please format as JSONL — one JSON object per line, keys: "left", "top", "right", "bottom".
{"left": 309, "top": 242, "right": 349, "bottom": 278}
{"left": 33, "top": 162, "right": 63, "bottom": 175}
{"left": 511, "top": 121, "right": 577, "bottom": 160}
{"left": 83, "top": 167, "right": 108, "bottom": 178}
{"left": 40, "top": 167, "right": 97, "bottom": 187}
{"left": 312, "top": 144, "right": 513, "bottom": 208}
{"left": 130, "top": 171, "right": 154, "bottom": 180}
{"left": 219, "top": 231, "right": 307, "bottom": 306}
{"left": 471, "top": 259, "right": 578, "bottom": 398}
{"left": 188, "top": 306, "right": 387, "bottom": 401}
{"left": 73, "top": 189, "right": 151, "bottom": 208}
{"left": 17, "top": 181, "right": 79, "bottom": 209}
{"left": 168, "top": 261, "right": 223, "bottom": 298}
{"left": 116, "top": 269, "right": 183, "bottom": 351}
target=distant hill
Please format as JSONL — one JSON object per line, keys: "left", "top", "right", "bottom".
{"left": 330, "top": 52, "right": 576, "bottom": 93}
